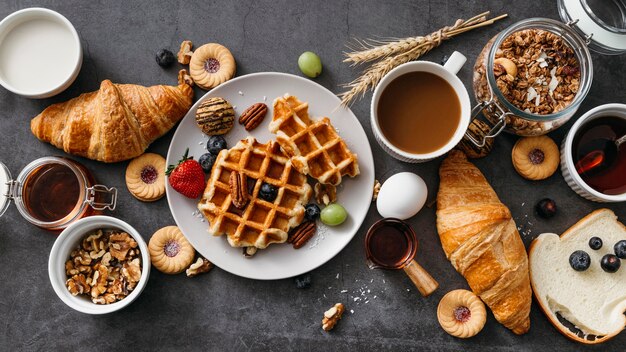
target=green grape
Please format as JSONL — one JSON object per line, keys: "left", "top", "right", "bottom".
{"left": 320, "top": 203, "right": 347, "bottom": 226}
{"left": 298, "top": 51, "right": 322, "bottom": 78}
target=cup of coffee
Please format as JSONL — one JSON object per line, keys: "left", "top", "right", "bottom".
{"left": 370, "top": 51, "right": 471, "bottom": 163}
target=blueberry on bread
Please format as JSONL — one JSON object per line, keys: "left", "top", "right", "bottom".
{"left": 529, "top": 209, "right": 626, "bottom": 344}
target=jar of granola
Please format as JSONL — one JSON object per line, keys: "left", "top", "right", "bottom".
{"left": 471, "top": 18, "right": 593, "bottom": 140}
{"left": 470, "top": 5, "right": 626, "bottom": 145}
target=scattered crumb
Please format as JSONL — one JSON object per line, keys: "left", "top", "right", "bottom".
{"left": 341, "top": 290, "right": 348, "bottom": 293}
{"left": 238, "top": 91, "right": 243, "bottom": 96}
{"left": 336, "top": 273, "right": 339, "bottom": 279}
{"left": 350, "top": 309, "right": 354, "bottom": 314}
{"left": 263, "top": 96, "right": 267, "bottom": 101}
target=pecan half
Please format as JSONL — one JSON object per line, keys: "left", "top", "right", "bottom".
{"left": 288, "top": 221, "right": 316, "bottom": 249}
{"left": 238, "top": 103, "right": 268, "bottom": 131}
{"left": 229, "top": 171, "right": 248, "bottom": 209}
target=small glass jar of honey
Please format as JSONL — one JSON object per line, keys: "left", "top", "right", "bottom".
{"left": 0, "top": 157, "right": 117, "bottom": 231}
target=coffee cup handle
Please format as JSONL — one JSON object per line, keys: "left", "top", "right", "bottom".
{"left": 442, "top": 51, "right": 467, "bottom": 75}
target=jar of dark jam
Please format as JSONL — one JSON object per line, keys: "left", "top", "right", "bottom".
{"left": 0, "top": 157, "right": 117, "bottom": 230}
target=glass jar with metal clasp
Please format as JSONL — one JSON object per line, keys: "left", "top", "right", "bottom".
{"left": 0, "top": 156, "right": 117, "bottom": 231}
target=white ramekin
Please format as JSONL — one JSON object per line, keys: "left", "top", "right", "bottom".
{"left": 560, "top": 103, "right": 626, "bottom": 203}
{"left": 370, "top": 51, "right": 471, "bottom": 163}
{"left": 48, "top": 216, "right": 150, "bottom": 314}
{"left": 0, "top": 8, "right": 82, "bottom": 98}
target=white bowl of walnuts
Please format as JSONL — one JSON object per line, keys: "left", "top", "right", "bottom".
{"left": 48, "top": 216, "right": 150, "bottom": 314}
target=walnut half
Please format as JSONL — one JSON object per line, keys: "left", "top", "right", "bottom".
{"left": 322, "top": 303, "right": 345, "bottom": 331}
{"left": 186, "top": 258, "right": 213, "bottom": 277}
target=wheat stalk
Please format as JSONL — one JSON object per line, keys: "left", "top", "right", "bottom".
{"left": 339, "top": 12, "right": 508, "bottom": 106}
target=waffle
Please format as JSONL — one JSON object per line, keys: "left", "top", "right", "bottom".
{"left": 269, "top": 94, "right": 359, "bottom": 185}
{"left": 198, "top": 137, "right": 312, "bottom": 249}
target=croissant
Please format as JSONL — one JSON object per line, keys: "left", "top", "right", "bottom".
{"left": 436, "top": 150, "right": 531, "bottom": 334}
{"left": 31, "top": 79, "right": 193, "bottom": 163}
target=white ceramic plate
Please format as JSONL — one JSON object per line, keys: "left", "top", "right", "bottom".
{"left": 166, "top": 72, "right": 375, "bottom": 280}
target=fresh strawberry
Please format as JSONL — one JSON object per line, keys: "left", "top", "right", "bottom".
{"left": 166, "top": 148, "right": 205, "bottom": 199}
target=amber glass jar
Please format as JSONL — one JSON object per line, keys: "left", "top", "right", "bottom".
{"left": 0, "top": 157, "right": 116, "bottom": 231}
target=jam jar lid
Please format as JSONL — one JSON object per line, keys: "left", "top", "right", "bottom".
{"left": 0, "top": 161, "right": 11, "bottom": 218}
{"left": 558, "top": 0, "right": 626, "bottom": 55}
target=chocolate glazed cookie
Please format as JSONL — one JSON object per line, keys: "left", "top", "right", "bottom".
{"left": 195, "top": 97, "right": 235, "bottom": 135}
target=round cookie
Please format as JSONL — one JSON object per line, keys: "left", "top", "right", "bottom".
{"left": 149, "top": 226, "right": 196, "bottom": 274}
{"left": 437, "top": 289, "right": 487, "bottom": 338}
{"left": 189, "top": 43, "right": 236, "bottom": 90}
{"left": 195, "top": 97, "right": 235, "bottom": 135}
{"left": 126, "top": 153, "right": 166, "bottom": 202}
{"left": 512, "top": 136, "right": 560, "bottom": 180}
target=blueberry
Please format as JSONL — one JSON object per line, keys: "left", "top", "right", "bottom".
{"left": 588, "top": 237, "right": 603, "bottom": 250}
{"left": 614, "top": 240, "right": 626, "bottom": 259}
{"left": 536, "top": 198, "right": 557, "bottom": 218}
{"left": 304, "top": 203, "right": 321, "bottom": 221}
{"left": 198, "top": 153, "right": 217, "bottom": 173}
{"left": 207, "top": 136, "right": 227, "bottom": 155}
{"left": 294, "top": 274, "right": 311, "bottom": 289}
{"left": 259, "top": 182, "right": 277, "bottom": 202}
{"left": 601, "top": 254, "right": 621, "bottom": 273}
{"left": 569, "top": 250, "right": 590, "bottom": 271}
{"left": 155, "top": 49, "right": 175, "bottom": 68}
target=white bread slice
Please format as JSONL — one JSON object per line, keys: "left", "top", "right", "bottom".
{"left": 529, "top": 209, "right": 626, "bottom": 344}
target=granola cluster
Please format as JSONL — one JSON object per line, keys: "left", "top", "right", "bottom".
{"left": 494, "top": 29, "right": 580, "bottom": 115}
{"left": 65, "top": 229, "right": 142, "bottom": 305}
{"left": 473, "top": 29, "right": 582, "bottom": 135}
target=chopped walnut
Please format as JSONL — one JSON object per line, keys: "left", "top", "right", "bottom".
{"left": 66, "top": 229, "right": 142, "bottom": 305}
{"left": 122, "top": 258, "right": 142, "bottom": 283}
{"left": 109, "top": 232, "right": 137, "bottom": 261}
{"left": 177, "top": 40, "right": 193, "bottom": 65}
{"left": 322, "top": 303, "right": 345, "bottom": 331}
{"left": 372, "top": 180, "right": 381, "bottom": 201}
{"left": 186, "top": 257, "right": 213, "bottom": 277}
{"left": 314, "top": 183, "right": 337, "bottom": 206}
{"left": 178, "top": 69, "right": 194, "bottom": 86}
{"left": 66, "top": 274, "right": 89, "bottom": 296}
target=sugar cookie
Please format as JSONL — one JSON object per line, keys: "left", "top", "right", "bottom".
{"left": 437, "top": 289, "right": 487, "bottom": 338}
{"left": 189, "top": 43, "right": 236, "bottom": 90}
{"left": 512, "top": 136, "right": 560, "bottom": 180}
{"left": 125, "top": 153, "right": 166, "bottom": 202}
{"left": 149, "top": 226, "right": 195, "bottom": 274}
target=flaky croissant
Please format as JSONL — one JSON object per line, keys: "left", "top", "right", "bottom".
{"left": 31, "top": 80, "right": 193, "bottom": 163}
{"left": 436, "top": 150, "right": 531, "bottom": 335}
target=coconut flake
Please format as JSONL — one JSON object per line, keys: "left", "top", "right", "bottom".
{"left": 548, "top": 67, "right": 559, "bottom": 93}
{"left": 535, "top": 93, "right": 541, "bottom": 107}
{"left": 527, "top": 87, "right": 538, "bottom": 102}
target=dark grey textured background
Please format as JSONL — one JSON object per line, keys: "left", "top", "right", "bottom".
{"left": 0, "top": 1, "right": 625, "bottom": 351}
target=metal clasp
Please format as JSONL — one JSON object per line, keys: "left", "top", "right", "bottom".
{"left": 4, "top": 180, "right": 17, "bottom": 200}
{"left": 466, "top": 100, "right": 510, "bottom": 147}
{"left": 86, "top": 185, "right": 117, "bottom": 211}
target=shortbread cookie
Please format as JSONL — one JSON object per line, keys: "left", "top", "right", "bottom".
{"left": 195, "top": 97, "right": 235, "bottom": 135}
{"left": 512, "top": 135, "right": 559, "bottom": 180}
{"left": 437, "top": 289, "right": 487, "bottom": 338}
{"left": 149, "top": 226, "right": 196, "bottom": 274}
{"left": 125, "top": 153, "right": 166, "bottom": 202}
{"left": 189, "top": 43, "right": 236, "bottom": 90}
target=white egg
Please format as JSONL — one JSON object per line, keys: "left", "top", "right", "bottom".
{"left": 376, "top": 172, "right": 428, "bottom": 220}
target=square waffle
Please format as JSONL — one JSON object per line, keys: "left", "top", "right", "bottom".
{"left": 198, "top": 136, "right": 312, "bottom": 249}
{"left": 269, "top": 94, "right": 359, "bottom": 185}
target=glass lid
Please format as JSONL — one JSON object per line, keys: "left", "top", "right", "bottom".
{"left": 0, "top": 161, "right": 11, "bottom": 218}
{"left": 558, "top": 0, "right": 626, "bottom": 54}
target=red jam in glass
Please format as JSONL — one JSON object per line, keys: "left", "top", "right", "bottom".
{"left": 573, "top": 116, "right": 626, "bottom": 195}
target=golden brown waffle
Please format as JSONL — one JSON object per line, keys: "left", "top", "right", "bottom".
{"left": 198, "top": 137, "right": 312, "bottom": 249}
{"left": 269, "top": 94, "right": 359, "bottom": 185}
